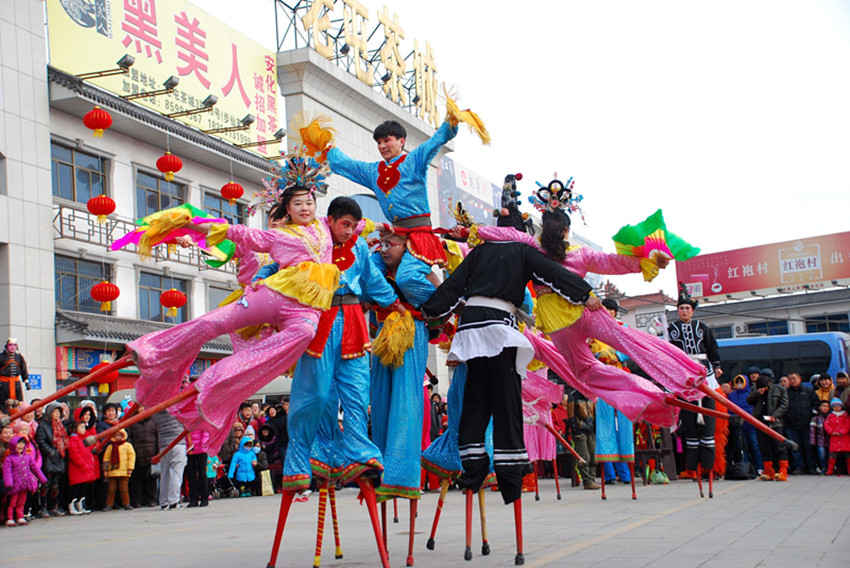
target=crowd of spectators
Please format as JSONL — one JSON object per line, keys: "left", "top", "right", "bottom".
{"left": 0, "top": 395, "right": 289, "bottom": 528}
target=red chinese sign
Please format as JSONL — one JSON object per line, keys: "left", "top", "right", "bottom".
{"left": 676, "top": 231, "right": 850, "bottom": 300}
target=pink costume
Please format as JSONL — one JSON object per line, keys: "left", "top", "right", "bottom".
{"left": 522, "top": 369, "right": 563, "bottom": 462}
{"left": 128, "top": 221, "right": 337, "bottom": 453}
{"left": 475, "top": 226, "right": 706, "bottom": 427}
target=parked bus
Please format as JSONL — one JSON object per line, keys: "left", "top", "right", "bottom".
{"left": 717, "top": 332, "right": 850, "bottom": 381}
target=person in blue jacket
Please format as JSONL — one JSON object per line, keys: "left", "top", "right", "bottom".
{"left": 228, "top": 436, "right": 257, "bottom": 497}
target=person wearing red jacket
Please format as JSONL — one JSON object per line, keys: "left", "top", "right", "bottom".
{"left": 824, "top": 398, "right": 850, "bottom": 475}
{"left": 67, "top": 421, "right": 99, "bottom": 515}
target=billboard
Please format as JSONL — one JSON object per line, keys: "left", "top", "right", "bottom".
{"left": 676, "top": 231, "right": 850, "bottom": 300}
{"left": 436, "top": 155, "right": 501, "bottom": 228}
{"left": 47, "top": 0, "right": 278, "bottom": 157}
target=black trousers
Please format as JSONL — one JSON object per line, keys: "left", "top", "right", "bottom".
{"left": 758, "top": 428, "right": 788, "bottom": 469}
{"left": 457, "top": 348, "right": 527, "bottom": 505}
{"left": 186, "top": 453, "right": 210, "bottom": 504}
{"left": 129, "top": 463, "right": 158, "bottom": 506}
{"left": 679, "top": 398, "right": 716, "bottom": 471}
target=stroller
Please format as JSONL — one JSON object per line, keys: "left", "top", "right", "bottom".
{"left": 212, "top": 463, "right": 240, "bottom": 499}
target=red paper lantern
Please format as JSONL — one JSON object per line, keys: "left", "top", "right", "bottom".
{"left": 220, "top": 181, "right": 244, "bottom": 205}
{"left": 156, "top": 151, "right": 183, "bottom": 181}
{"left": 90, "top": 281, "right": 120, "bottom": 312}
{"left": 160, "top": 288, "right": 187, "bottom": 318}
{"left": 86, "top": 194, "right": 116, "bottom": 224}
{"left": 90, "top": 361, "right": 120, "bottom": 385}
{"left": 83, "top": 106, "right": 112, "bottom": 138}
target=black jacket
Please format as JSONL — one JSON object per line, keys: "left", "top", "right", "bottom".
{"left": 748, "top": 385, "right": 789, "bottom": 431}
{"left": 35, "top": 418, "right": 67, "bottom": 474}
{"left": 126, "top": 416, "right": 159, "bottom": 466}
{"left": 784, "top": 385, "right": 818, "bottom": 429}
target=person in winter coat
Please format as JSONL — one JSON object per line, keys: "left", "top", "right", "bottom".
{"left": 153, "top": 410, "right": 186, "bottom": 510}
{"left": 810, "top": 400, "right": 831, "bottom": 474}
{"left": 257, "top": 423, "right": 281, "bottom": 491}
{"left": 748, "top": 375, "right": 789, "bottom": 481}
{"left": 186, "top": 428, "right": 210, "bottom": 507}
{"left": 567, "top": 389, "right": 599, "bottom": 490}
{"left": 218, "top": 422, "right": 245, "bottom": 469}
{"left": 67, "top": 420, "right": 99, "bottom": 515}
{"left": 101, "top": 429, "right": 135, "bottom": 510}
{"left": 3, "top": 435, "right": 47, "bottom": 526}
{"left": 126, "top": 411, "right": 158, "bottom": 508}
{"left": 824, "top": 398, "right": 850, "bottom": 475}
{"left": 727, "top": 374, "right": 763, "bottom": 472}
{"left": 815, "top": 374, "right": 835, "bottom": 403}
{"left": 784, "top": 373, "right": 819, "bottom": 474}
{"left": 834, "top": 372, "right": 850, "bottom": 407}
{"left": 34, "top": 402, "right": 69, "bottom": 516}
{"left": 227, "top": 436, "right": 257, "bottom": 497}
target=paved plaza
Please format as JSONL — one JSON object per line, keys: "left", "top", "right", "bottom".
{"left": 2, "top": 476, "right": 849, "bottom": 568}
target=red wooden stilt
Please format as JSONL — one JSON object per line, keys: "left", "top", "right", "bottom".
{"left": 406, "top": 499, "right": 417, "bottom": 566}
{"left": 381, "top": 501, "right": 388, "bottom": 556}
{"left": 357, "top": 479, "right": 391, "bottom": 568}
{"left": 478, "top": 489, "right": 490, "bottom": 556}
{"left": 708, "top": 470, "right": 714, "bottom": 498}
{"left": 426, "top": 478, "right": 450, "bottom": 550}
{"left": 86, "top": 386, "right": 198, "bottom": 449}
{"left": 151, "top": 429, "right": 188, "bottom": 465}
{"left": 394, "top": 497, "right": 399, "bottom": 523}
{"left": 533, "top": 467, "right": 540, "bottom": 501}
{"left": 10, "top": 354, "right": 133, "bottom": 421}
{"left": 697, "top": 384, "right": 798, "bottom": 450}
{"left": 313, "top": 482, "right": 328, "bottom": 568}
{"left": 544, "top": 423, "right": 585, "bottom": 463}
{"left": 628, "top": 462, "right": 637, "bottom": 500}
{"left": 552, "top": 457, "right": 562, "bottom": 500}
{"left": 697, "top": 464, "right": 704, "bottom": 498}
{"left": 513, "top": 498, "right": 524, "bottom": 565}
{"left": 665, "top": 396, "right": 730, "bottom": 420}
{"left": 328, "top": 485, "right": 343, "bottom": 559}
{"left": 266, "top": 491, "right": 296, "bottom": 568}
{"left": 599, "top": 464, "right": 606, "bottom": 500}
{"left": 464, "top": 490, "right": 473, "bottom": 561}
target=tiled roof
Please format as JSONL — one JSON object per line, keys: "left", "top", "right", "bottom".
{"left": 55, "top": 310, "right": 232, "bottom": 354}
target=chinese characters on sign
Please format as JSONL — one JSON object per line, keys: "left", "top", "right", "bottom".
{"left": 298, "top": 0, "right": 441, "bottom": 128}
{"left": 48, "top": 0, "right": 278, "bottom": 157}
{"left": 676, "top": 232, "right": 850, "bottom": 300}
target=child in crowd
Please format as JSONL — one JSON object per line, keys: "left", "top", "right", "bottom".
{"left": 3, "top": 435, "right": 47, "bottom": 526}
{"left": 67, "top": 420, "right": 99, "bottom": 514}
{"left": 102, "top": 429, "right": 136, "bottom": 510}
{"left": 824, "top": 398, "right": 850, "bottom": 475}
{"left": 228, "top": 437, "right": 257, "bottom": 497}
{"left": 207, "top": 454, "right": 222, "bottom": 499}
{"left": 810, "top": 400, "right": 831, "bottom": 474}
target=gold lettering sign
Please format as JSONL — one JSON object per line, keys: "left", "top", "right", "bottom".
{"left": 412, "top": 39, "right": 438, "bottom": 127}
{"left": 341, "top": 0, "right": 373, "bottom": 85}
{"left": 378, "top": 6, "right": 406, "bottom": 105}
{"left": 301, "top": 0, "right": 335, "bottom": 59}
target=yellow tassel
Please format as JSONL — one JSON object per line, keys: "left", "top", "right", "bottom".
{"left": 166, "top": 307, "right": 178, "bottom": 318}
{"left": 442, "top": 84, "right": 491, "bottom": 146}
{"left": 100, "top": 301, "right": 111, "bottom": 312}
{"left": 97, "top": 214, "right": 107, "bottom": 224}
{"left": 291, "top": 112, "right": 336, "bottom": 161}
{"left": 372, "top": 311, "right": 415, "bottom": 369}
{"left": 93, "top": 129, "right": 104, "bottom": 138}
{"left": 165, "top": 172, "right": 175, "bottom": 181}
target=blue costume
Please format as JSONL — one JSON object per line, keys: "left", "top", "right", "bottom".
{"left": 281, "top": 236, "right": 399, "bottom": 491}
{"left": 228, "top": 436, "right": 257, "bottom": 486}
{"left": 366, "top": 251, "right": 436, "bottom": 501}
{"left": 327, "top": 122, "right": 458, "bottom": 267}
{"left": 596, "top": 400, "right": 634, "bottom": 482}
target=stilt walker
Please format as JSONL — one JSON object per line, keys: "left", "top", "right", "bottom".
{"left": 421, "top": 235, "right": 595, "bottom": 565}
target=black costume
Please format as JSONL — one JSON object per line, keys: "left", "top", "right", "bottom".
{"left": 0, "top": 347, "right": 28, "bottom": 402}
{"left": 421, "top": 241, "right": 592, "bottom": 504}
{"left": 668, "top": 317, "right": 721, "bottom": 471}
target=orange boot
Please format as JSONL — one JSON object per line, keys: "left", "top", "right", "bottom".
{"left": 826, "top": 457, "right": 836, "bottom": 475}
{"left": 775, "top": 460, "right": 789, "bottom": 481}
{"left": 759, "top": 462, "right": 775, "bottom": 481}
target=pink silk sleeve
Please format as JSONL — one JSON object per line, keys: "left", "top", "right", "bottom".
{"left": 475, "top": 225, "right": 540, "bottom": 250}
{"left": 577, "top": 247, "right": 642, "bottom": 276}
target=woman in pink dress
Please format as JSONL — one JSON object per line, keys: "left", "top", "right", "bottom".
{"left": 127, "top": 183, "right": 339, "bottom": 453}
{"left": 470, "top": 180, "right": 705, "bottom": 427}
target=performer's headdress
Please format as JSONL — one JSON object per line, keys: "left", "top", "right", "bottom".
{"left": 247, "top": 154, "right": 330, "bottom": 217}
{"left": 495, "top": 173, "right": 535, "bottom": 234}
{"left": 448, "top": 198, "right": 476, "bottom": 228}
{"left": 677, "top": 281, "right": 698, "bottom": 309}
{"left": 5, "top": 337, "right": 16, "bottom": 345}
{"left": 528, "top": 176, "right": 585, "bottom": 225}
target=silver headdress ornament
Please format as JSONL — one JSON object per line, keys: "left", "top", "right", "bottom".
{"left": 527, "top": 174, "right": 586, "bottom": 225}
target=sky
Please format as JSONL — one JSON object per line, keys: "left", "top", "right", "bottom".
{"left": 201, "top": 0, "right": 850, "bottom": 298}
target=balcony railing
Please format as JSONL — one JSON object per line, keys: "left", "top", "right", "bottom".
{"left": 53, "top": 202, "right": 237, "bottom": 274}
